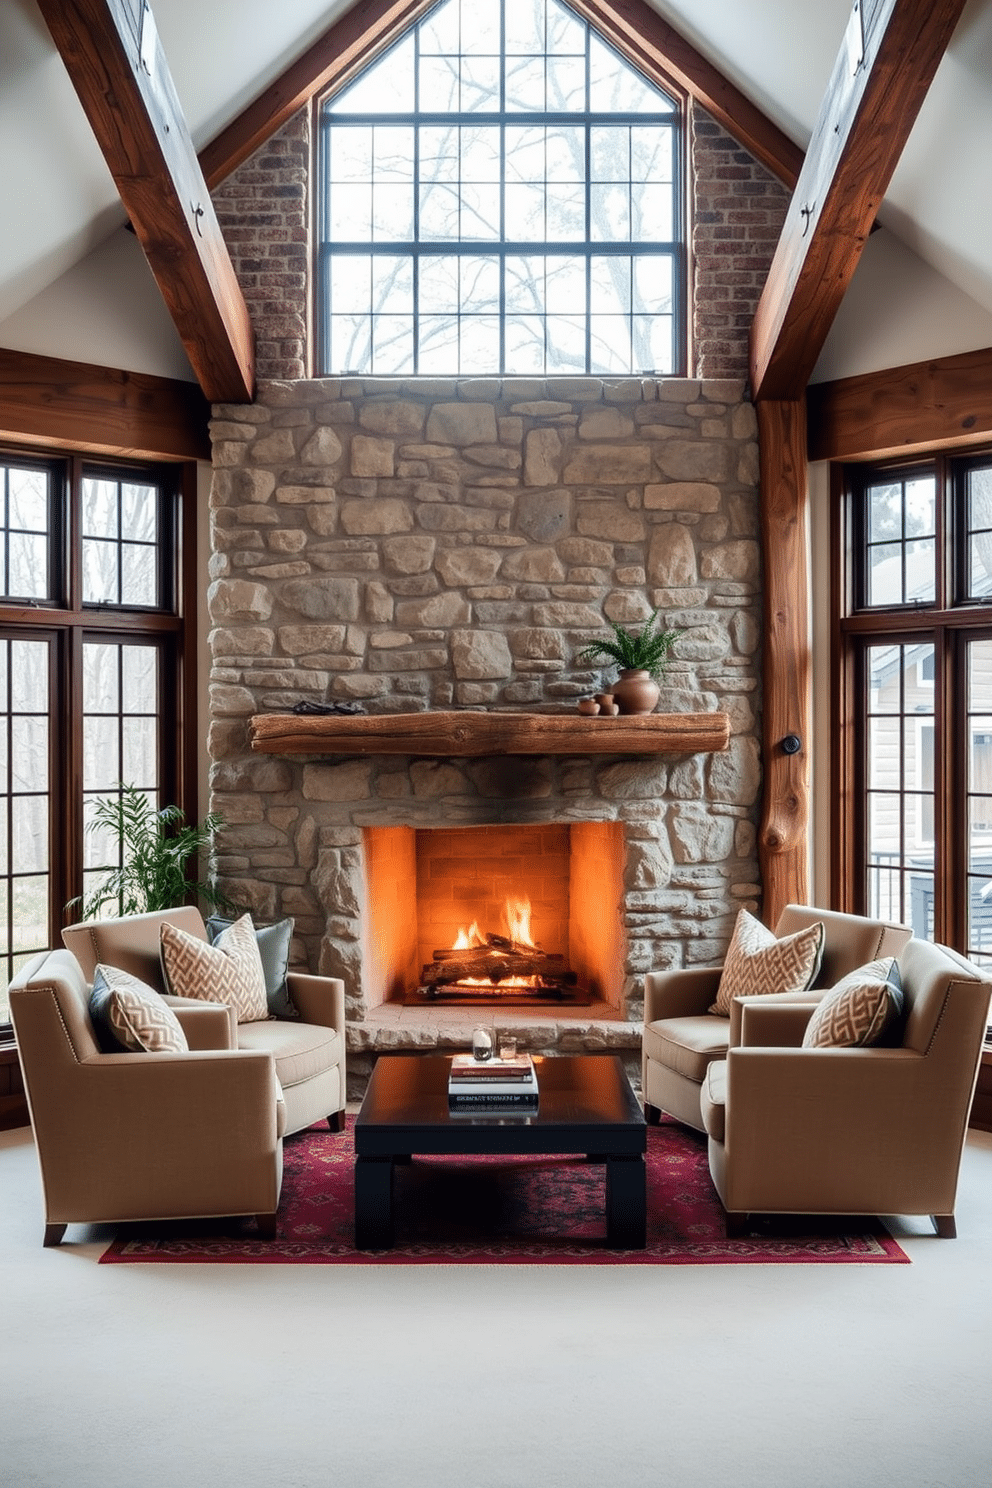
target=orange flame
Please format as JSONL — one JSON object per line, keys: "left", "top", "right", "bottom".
{"left": 505, "top": 897, "right": 535, "bottom": 947}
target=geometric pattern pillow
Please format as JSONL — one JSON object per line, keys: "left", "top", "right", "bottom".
{"left": 205, "top": 914, "right": 296, "bottom": 1018}
{"left": 709, "top": 908, "right": 825, "bottom": 1016}
{"left": 88, "top": 964, "right": 189, "bottom": 1054}
{"left": 802, "top": 957, "right": 904, "bottom": 1049}
{"left": 160, "top": 913, "right": 268, "bottom": 1024}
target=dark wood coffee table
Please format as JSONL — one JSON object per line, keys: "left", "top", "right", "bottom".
{"left": 353, "top": 1053, "right": 647, "bottom": 1250}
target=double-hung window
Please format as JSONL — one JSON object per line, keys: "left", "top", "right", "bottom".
{"left": 0, "top": 450, "right": 192, "bottom": 1024}
{"left": 835, "top": 453, "right": 992, "bottom": 967}
{"left": 316, "top": 0, "right": 684, "bottom": 377}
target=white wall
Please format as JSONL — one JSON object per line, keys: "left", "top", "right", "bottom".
{"left": 811, "top": 227, "right": 992, "bottom": 385}
{"left": 0, "top": 227, "right": 195, "bottom": 382}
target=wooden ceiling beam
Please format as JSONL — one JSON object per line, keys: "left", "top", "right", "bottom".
{"left": 36, "top": 0, "right": 254, "bottom": 404}
{"left": 563, "top": 0, "right": 803, "bottom": 187}
{"left": 807, "top": 347, "right": 992, "bottom": 463}
{"left": 750, "top": 0, "right": 968, "bottom": 403}
{"left": 0, "top": 348, "right": 210, "bottom": 462}
{"left": 200, "top": 0, "right": 803, "bottom": 192}
{"left": 199, "top": 0, "right": 440, "bottom": 189}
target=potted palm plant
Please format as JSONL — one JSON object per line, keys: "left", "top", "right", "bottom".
{"left": 69, "top": 782, "right": 231, "bottom": 919}
{"left": 578, "top": 610, "right": 680, "bottom": 714}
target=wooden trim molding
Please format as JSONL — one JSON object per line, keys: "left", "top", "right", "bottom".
{"left": 0, "top": 348, "right": 210, "bottom": 462}
{"left": 200, "top": 0, "right": 802, "bottom": 191}
{"left": 750, "top": 0, "right": 968, "bottom": 401}
{"left": 757, "top": 399, "right": 811, "bottom": 924}
{"left": 807, "top": 347, "right": 992, "bottom": 462}
{"left": 249, "top": 710, "right": 731, "bottom": 757}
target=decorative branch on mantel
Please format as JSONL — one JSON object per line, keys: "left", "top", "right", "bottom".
{"left": 249, "top": 711, "right": 731, "bottom": 758}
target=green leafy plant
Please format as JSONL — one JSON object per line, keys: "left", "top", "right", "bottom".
{"left": 68, "top": 783, "right": 232, "bottom": 920}
{"left": 577, "top": 610, "right": 681, "bottom": 681}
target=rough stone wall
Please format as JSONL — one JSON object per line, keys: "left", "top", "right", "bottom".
{"left": 210, "top": 102, "right": 790, "bottom": 383}
{"left": 207, "top": 375, "right": 763, "bottom": 1030}
{"left": 691, "top": 103, "right": 791, "bottom": 381}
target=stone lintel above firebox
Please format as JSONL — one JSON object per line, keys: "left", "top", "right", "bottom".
{"left": 249, "top": 710, "right": 731, "bottom": 758}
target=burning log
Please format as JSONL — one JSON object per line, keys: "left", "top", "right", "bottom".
{"left": 421, "top": 940, "right": 573, "bottom": 988}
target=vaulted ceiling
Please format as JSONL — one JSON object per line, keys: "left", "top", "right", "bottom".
{"left": 2, "top": 0, "right": 992, "bottom": 393}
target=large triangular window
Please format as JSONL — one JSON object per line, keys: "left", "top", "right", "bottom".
{"left": 316, "top": 0, "right": 683, "bottom": 376}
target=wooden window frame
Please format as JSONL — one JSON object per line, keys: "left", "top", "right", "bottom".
{"left": 0, "top": 446, "right": 197, "bottom": 1034}
{"left": 831, "top": 446, "right": 992, "bottom": 957}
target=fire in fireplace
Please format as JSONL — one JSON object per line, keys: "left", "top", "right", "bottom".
{"left": 417, "top": 896, "right": 587, "bottom": 1004}
{"left": 361, "top": 822, "right": 625, "bottom": 1012}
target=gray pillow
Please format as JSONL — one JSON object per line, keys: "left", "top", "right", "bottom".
{"left": 206, "top": 915, "right": 297, "bottom": 1019}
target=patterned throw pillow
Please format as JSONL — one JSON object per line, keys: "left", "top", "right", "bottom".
{"left": 205, "top": 914, "right": 296, "bottom": 1018}
{"left": 89, "top": 964, "right": 189, "bottom": 1054}
{"left": 709, "top": 908, "right": 825, "bottom": 1016}
{"left": 802, "top": 957, "right": 904, "bottom": 1049}
{"left": 160, "top": 913, "right": 269, "bottom": 1024}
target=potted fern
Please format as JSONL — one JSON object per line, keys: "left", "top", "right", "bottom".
{"left": 69, "top": 782, "right": 231, "bottom": 919}
{"left": 578, "top": 610, "right": 680, "bottom": 714}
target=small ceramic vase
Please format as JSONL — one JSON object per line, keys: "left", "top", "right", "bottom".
{"left": 611, "top": 668, "right": 661, "bottom": 715}
{"left": 577, "top": 698, "right": 600, "bottom": 715}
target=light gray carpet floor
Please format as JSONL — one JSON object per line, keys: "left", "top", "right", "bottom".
{"left": 1, "top": 1120, "right": 990, "bottom": 1488}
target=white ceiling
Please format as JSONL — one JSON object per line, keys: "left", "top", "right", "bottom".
{"left": 2, "top": 0, "right": 991, "bottom": 378}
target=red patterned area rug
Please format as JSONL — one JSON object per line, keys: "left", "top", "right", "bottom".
{"left": 100, "top": 1118, "right": 909, "bottom": 1266}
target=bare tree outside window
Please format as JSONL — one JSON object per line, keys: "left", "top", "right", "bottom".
{"left": 317, "top": 0, "right": 682, "bottom": 376}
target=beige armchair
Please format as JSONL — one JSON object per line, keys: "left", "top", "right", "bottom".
{"left": 642, "top": 904, "right": 912, "bottom": 1133}
{"left": 62, "top": 906, "right": 347, "bottom": 1136}
{"left": 700, "top": 937, "right": 992, "bottom": 1237}
{"left": 9, "top": 948, "right": 284, "bottom": 1246}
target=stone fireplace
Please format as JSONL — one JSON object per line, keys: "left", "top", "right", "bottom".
{"left": 207, "top": 374, "right": 763, "bottom": 1092}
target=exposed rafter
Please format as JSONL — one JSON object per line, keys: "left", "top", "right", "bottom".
{"left": 0, "top": 348, "right": 210, "bottom": 462}
{"left": 36, "top": 0, "right": 254, "bottom": 404}
{"left": 563, "top": 0, "right": 803, "bottom": 187}
{"left": 807, "top": 347, "right": 992, "bottom": 462}
{"left": 750, "top": 0, "right": 968, "bottom": 403}
{"left": 199, "top": 0, "right": 803, "bottom": 191}
{"left": 200, "top": 0, "right": 440, "bottom": 190}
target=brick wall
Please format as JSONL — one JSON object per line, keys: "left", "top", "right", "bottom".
{"left": 213, "top": 111, "right": 310, "bottom": 381}
{"left": 690, "top": 103, "right": 791, "bottom": 381}
{"left": 211, "top": 101, "right": 791, "bottom": 384}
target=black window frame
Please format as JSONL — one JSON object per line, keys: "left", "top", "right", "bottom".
{"left": 314, "top": 0, "right": 687, "bottom": 379}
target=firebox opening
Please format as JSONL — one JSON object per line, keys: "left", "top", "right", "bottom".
{"left": 362, "top": 822, "right": 625, "bottom": 1012}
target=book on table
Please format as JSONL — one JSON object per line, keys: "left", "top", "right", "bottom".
{"left": 449, "top": 1053, "right": 535, "bottom": 1082}
{"left": 448, "top": 1052, "right": 538, "bottom": 1108}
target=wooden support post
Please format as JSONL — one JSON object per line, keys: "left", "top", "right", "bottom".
{"left": 758, "top": 398, "right": 811, "bottom": 925}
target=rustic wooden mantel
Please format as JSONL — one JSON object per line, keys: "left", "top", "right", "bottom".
{"left": 250, "top": 710, "right": 731, "bottom": 758}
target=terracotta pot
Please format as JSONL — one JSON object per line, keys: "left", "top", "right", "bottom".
{"left": 611, "top": 668, "right": 661, "bottom": 715}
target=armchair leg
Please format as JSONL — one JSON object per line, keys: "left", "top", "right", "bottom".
{"left": 725, "top": 1211, "right": 749, "bottom": 1239}
{"left": 43, "top": 1223, "right": 66, "bottom": 1248}
{"left": 255, "top": 1212, "right": 278, "bottom": 1239}
{"left": 932, "top": 1214, "right": 957, "bottom": 1238}
{"left": 327, "top": 1109, "right": 347, "bottom": 1133}
{"left": 643, "top": 1102, "right": 662, "bottom": 1125}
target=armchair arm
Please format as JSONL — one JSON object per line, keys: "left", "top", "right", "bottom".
{"left": 33, "top": 1049, "right": 283, "bottom": 1225}
{"left": 725, "top": 1044, "right": 930, "bottom": 1156}
{"left": 287, "top": 971, "right": 345, "bottom": 1031}
{"left": 720, "top": 1044, "right": 959, "bottom": 1215}
{"left": 737, "top": 998, "right": 818, "bottom": 1047}
{"left": 164, "top": 997, "right": 236, "bottom": 1050}
{"left": 644, "top": 967, "right": 722, "bottom": 1024}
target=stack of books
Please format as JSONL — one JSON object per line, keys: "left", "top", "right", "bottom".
{"left": 447, "top": 1052, "right": 539, "bottom": 1112}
